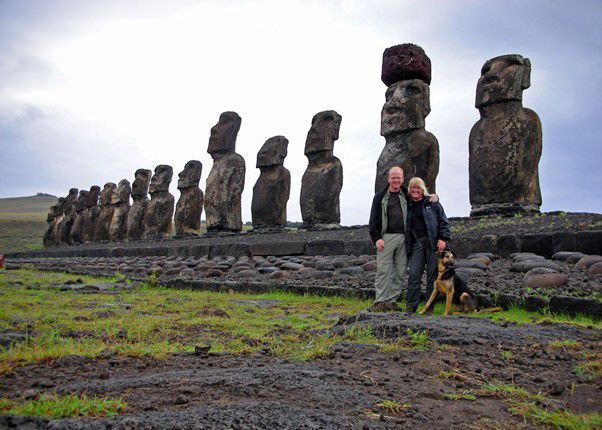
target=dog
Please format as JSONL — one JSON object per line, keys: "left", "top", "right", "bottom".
{"left": 419, "top": 250, "right": 479, "bottom": 316}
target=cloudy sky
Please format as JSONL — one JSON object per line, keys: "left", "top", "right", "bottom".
{"left": 1, "top": 0, "right": 601, "bottom": 224}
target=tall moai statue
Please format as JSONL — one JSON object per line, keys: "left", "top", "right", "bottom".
{"left": 127, "top": 169, "right": 152, "bottom": 240}
{"left": 175, "top": 160, "right": 203, "bottom": 235}
{"left": 252, "top": 136, "right": 291, "bottom": 230}
{"left": 94, "top": 183, "right": 116, "bottom": 242}
{"left": 43, "top": 200, "right": 62, "bottom": 247}
{"left": 469, "top": 54, "right": 542, "bottom": 217}
{"left": 82, "top": 186, "right": 101, "bottom": 243}
{"left": 143, "top": 165, "right": 175, "bottom": 237}
{"left": 300, "top": 111, "right": 343, "bottom": 229}
{"left": 70, "top": 190, "right": 89, "bottom": 244}
{"left": 57, "top": 188, "right": 78, "bottom": 245}
{"left": 204, "top": 112, "right": 245, "bottom": 232}
{"left": 375, "top": 43, "right": 439, "bottom": 192}
{"left": 109, "top": 179, "right": 131, "bottom": 241}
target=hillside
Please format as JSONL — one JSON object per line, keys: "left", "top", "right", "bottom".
{"left": 0, "top": 194, "right": 56, "bottom": 254}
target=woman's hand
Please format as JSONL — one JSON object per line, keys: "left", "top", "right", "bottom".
{"left": 376, "top": 239, "right": 385, "bottom": 252}
{"left": 437, "top": 240, "right": 446, "bottom": 252}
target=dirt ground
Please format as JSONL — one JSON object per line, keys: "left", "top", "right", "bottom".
{"left": 1, "top": 312, "right": 600, "bottom": 429}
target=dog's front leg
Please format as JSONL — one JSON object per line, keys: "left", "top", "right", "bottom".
{"left": 444, "top": 289, "right": 453, "bottom": 316}
{"left": 419, "top": 286, "right": 439, "bottom": 315}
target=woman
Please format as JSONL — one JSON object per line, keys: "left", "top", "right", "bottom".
{"left": 404, "top": 177, "right": 451, "bottom": 314}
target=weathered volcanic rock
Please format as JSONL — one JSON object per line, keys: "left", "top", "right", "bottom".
{"left": 109, "top": 179, "right": 131, "bottom": 241}
{"left": 175, "top": 160, "right": 204, "bottom": 235}
{"left": 205, "top": 112, "right": 245, "bottom": 232}
{"left": 469, "top": 55, "right": 542, "bottom": 217}
{"left": 252, "top": 136, "right": 291, "bottom": 229}
{"left": 43, "top": 199, "right": 62, "bottom": 247}
{"left": 381, "top": 43, "right": 431, "bottom": 86}
{"left": 94, "top": 183, "right": 116, "bottom": 242}
{"left": 143, "top": 165, "right": 175, "bottom": 237}
{"left": 376, "top": 60, "right": 439, "bottom": 192}
{"left": 82, "top": 186, "right": 100, "bottom": 243}
{"left": 70, "top": 190, "right": 89, "bottom": 244}
{"left": 57, "top": 188, "right": 78, "bottom": 245}
{"left": 127, "top": 169, "right": 152, "bottom": 241}
{"left": 300, "top": 111, "right": 343, "bottom": 228}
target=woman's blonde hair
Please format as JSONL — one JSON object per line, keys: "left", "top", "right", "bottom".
{"left": 408, "top": 177, "right": 430, "bottom": 197}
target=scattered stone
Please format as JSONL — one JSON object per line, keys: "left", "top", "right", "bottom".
{"left": 510, "top": 260, "right": 561, "bottom": 273}
{"left": 361, "top": 261, "right": 378, "bottom": 272}
{"left": 588, "top": 262, "right": 602, "bottom": 276}
{"left": 339, "top": 267, "right": 364, "bottom": 276}
{"left": 523, "top": 274, "right": 568, "bottom": 289}
{"left": 552, "top": 251, "right": 585, "bottom": 263}
{"left": 575, "top": 255, "right": 602, "bottom": 270}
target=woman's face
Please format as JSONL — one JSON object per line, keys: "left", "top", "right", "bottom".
{"left": 409, "top": 184, "right": 424, "bottom": 201}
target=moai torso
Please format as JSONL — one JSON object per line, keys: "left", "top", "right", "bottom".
{"left": 58, "top": 188, "right": 78, "bottom": 245}
{"left": 94, "top": 183, "right": 116, "bottom": 242}
{"left": 469, "top": 55, "right": 542, "bottom": 216}
{"left": 375, "top": 44, "right": 439, "bottom": 193}
{"left": 300, "top": 111, "right": 343, "bottom": 228}
{"left": 252, "top": 136, "right": 291, "bottom": 229}
{"left": 70, "top": 190, "right": 89, "bottom": 244}
{"left": 82, "top": 186, "right": 100, "bottom": 243}
{"left": 143, "top": 165, "right": 175, "bottom": 237}
{"left": 109, "top": 179, "right": 131, "bottom": 241}
{"left": 204, "top": 112, "right": 246, "bottom": 232}
{"left": 175, "top": 160, "right": 204, "bottom": 235}
{"left": 127, "top": 169, "right": 151, "bottom": 240}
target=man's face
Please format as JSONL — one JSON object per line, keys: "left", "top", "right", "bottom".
{"left": 381, "top": 79, "right": 429, "bottom": 137}
{"left": 388, "top": 169, "right": 404, "bottom": 192}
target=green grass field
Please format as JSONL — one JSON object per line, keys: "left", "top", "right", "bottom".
{"left": 0, "top": 195, "right": 56, "bottom": 254}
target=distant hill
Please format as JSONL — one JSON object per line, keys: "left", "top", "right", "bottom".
{"left": 0, "top": 194, "right": 56, "bottom": 254}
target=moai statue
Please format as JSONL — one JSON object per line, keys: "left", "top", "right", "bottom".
{"left": 43, "top": 200, "right": 62, "bottom": 247}
{"left": 57, "top": 188, "right": 78, "bottom": 245}
{"left": 469, "top": 54, "right": 542, "bottom": 216}
{"left": 82, "top": 186, "right": 101, "bottom": 243}
{"left": 70, "top": 190, "right": 89, "bottom": 244}
{"left": 127, "top": 169, "right": 151, "bottom": 240}
{"left": 175, "top": 160, "right": 203, "bottom": 235}
{"left": 204, "top": 112, "right": 245, "bottom": 232}
{"left": 252, "top": 136, "right": 290, "bottom": 230}
{"left": 109, "top": 179, "right": 131, "bottom": 241}
{"left": 300, "top": 111, "right": 343, "bottom": 229}
{"left": 143, "top": 165, "right": 175, "bottom": 237}
{"left": 94, "top": 183, "right": 116, "bottom": 242}
{"left": 375, "top": 43, "right": 439, "bottom": 192}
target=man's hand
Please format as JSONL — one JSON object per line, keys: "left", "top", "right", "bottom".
{"left": 429, "top": 194, "right": 439, "bottom": 203}
{"left": 376, "top": 239, "right": 385, "bottom": 252}
{"left": 437, "top": 240, "right": 446, "bottom": 252}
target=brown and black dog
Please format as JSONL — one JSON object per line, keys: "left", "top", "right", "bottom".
{"left": 419, "top": 250, "right": 479, "bottom": 316}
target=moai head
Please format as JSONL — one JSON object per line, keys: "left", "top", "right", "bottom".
{"left": 86, "top": 186, "right": 101, "bottom": 208}
{"left": 381, "top": 43, "right": 431, "bottom": 86}
{"left": 476, "top": 54, "right": 531, "bottom": 108}
{"left": 56, "top": 197, "right": 67, "bottom": 214}
{"left": 177, "top": 160, "right": 202, "bottom": 189}
{"left": 111, "top": 179, "right": 131, "bottom": 204}
{"left": 381, "top": 79, "right": 430, "bottom": 136}
{"left": 75, "top": 190, "right": 89, "bottom": 212}
{"left": 99, "top": 183, "right": 116, "bottom": 207}
{"left": 257, "top": 136, "right": 288, "bottom": 168}
{"left": 207, "top": 111, "right": 242, "bottom": 155}
{"left": 304, "top": 110, "right": 342, "bottom": 155}
{"left": 47, "top": 201, "right": 62, "bottom": 222}
{"left": 149, "top": 165, "right": 173, "bottom": 194}
{"left": 131, "top": 169, "right": 152, "bottom": 199}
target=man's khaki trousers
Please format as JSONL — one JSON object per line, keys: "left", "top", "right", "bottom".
{"left": 374, "top": 233, "right": 407, "bottom": 304}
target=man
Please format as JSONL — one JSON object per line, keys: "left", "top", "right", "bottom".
{"left": 369, "top": 166, "right": 437, "bottom": 312}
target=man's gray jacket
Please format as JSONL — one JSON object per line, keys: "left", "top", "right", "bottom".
{"left": 368, "top": 185, "right": 409, "bottom": 247}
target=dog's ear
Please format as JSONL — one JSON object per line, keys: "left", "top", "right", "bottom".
{"left": 449, "top": 249, "right": 457, "bottom": 258}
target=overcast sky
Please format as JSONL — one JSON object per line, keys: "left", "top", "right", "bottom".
{"left": 1, "top": 0, "right": 601, "bottom": 224}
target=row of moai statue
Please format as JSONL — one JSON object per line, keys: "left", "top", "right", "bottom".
{"left": 44, "top": 43, "right": 542, "bottom": 246}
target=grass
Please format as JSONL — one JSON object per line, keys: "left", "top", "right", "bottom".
{"left": 374, "top": 399, "right": 412, "bottom": 414}
{"left": 0, "top": 393, "right": 126, "bottom": 418}
{"left": 443, "top": 390, "right": 476, "bottom": 401}
{"left": 471, "top": 305, "right": 602, "bottom": 330}
{"left": 573, "top": 359, "right": 602, "bottom": 382}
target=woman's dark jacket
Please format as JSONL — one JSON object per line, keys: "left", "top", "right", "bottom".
{"left": 407, "top": 197, "right": 451, "bottom": 253}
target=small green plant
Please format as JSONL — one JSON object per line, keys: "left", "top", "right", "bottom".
{"left": 481, "top": 382, "right": 544, "bottom": 402}
{"left": 438, "top": 370, "right": 464, "bottom": 380}
{"left": 558, "top": 211, "right": 567, "bottom": 218}
{"left": 573, "top": 360, "right": 602, "bottom": 382}
{"left": 509, "top": 402, "right": 601, "bottom": 430}
{"left": 406, "top": 328, "right": 428, "bottom": 348}
{"left": 513, "top": 213, "right": 523, "bottom": 219}
{"left": 548, "top": 339, "right": 580, "bottom": 349}
{"left": 0, "top": 393, "right": 126, "bottom": 418}
{"left": 145, "top": 271, "right": 159, "bottom": 288}
{"left": 500, "top": 350, "right": 513, "bottom": 361}
{"left": 374, "top": 399, "right": 412, "bottom": 414}
{"left": 443, "top": 390, "right": 476, "bottom": 401}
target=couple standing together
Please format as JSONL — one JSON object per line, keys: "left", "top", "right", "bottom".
{"left": 368, "top": 166, "right": 451, "bottom": 313}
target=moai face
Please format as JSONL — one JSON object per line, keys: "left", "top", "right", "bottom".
{"left": 304, "top": 110, "right": 342, "bottom": 155}
{"left": 177, "top": 160, "right": 202, "bottom": 189}
{"left": 111, "top": 179, "right": 131, "bottom": 204}
{"left": 381, "top": 79, "right": 430, "bottom": 137}
{"left": 75, "top": 190, "right": 89, "bottom": 212}
{"left": 207, "top": 111, "right": 242, "bottom": 155}
{"left": 99, "top": 183, "right": 116, "bottom": 207}
{"left": 257, "top": 136, "right": 288, "bottom": 168}
{"left": 131, "top": 169, "right": 152, "bottom": 198}
{"left": 86, "top": 186, "right": 101, "bottom": 208}
{"left": 47, "top": 202, "right": 62, "bottom": 221}
{"left": 149, "top": 165, "right": 173, "bottom": 194}
{"left": 476, "top": 54, "right": 531, "bottom": 108}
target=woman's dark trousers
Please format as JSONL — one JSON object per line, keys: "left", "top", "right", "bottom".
{"left": 406, "top": 237, "right": 438, "bottom": 312}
